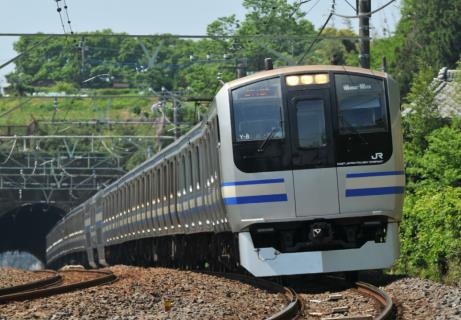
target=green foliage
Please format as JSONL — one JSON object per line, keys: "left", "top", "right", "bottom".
{"left": 396, "top": 186, "right": 461, "bottom": 284}
{"left": 416, "top": 123, "right": 461, "bottom": 187}
{"left": 131, "top": 106, "right": 141, "bottom": 116}
{"left": 303, "top": 27, "right": 359, "bottom": 66}
{"left": 396, "top": 61, "right": 461, "bottom": 285}
{"left": 401, "top": 66, "right": 445, "bottom": 153}
{"left": 51, "top": 81, "right": 78, "bottom": 94}
{"left": 392, "top": 0, "right": 461, "bottom": 94}
{"left": 370, "top": 37, "right": 399, "bottom": 71}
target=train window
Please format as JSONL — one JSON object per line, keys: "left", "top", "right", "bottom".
{"left": 296, "top": 99, "right": 327, "bottom": 149}
{"left": 335, "top": 74, "right": 388, "bottom": 134}
{"left": 188, "top": 150, "right": 193, "bottom": 192}
{"left": 334, "top": 74, "right": 392, "bottom": 165}
{"left": 140, "top": 177, "right": 145, "bottom": 207}
{"left": 232, "top": 78, "right": 284, "bottom": 142}
{"left": 145, "top": 174, "right": 150, "bottom": 207}
{"left": 182, "top": 155, "right": 187, "bottom": 193}
{"left": 196, "top": 145, "right": 201, "bottom": 190}
{"left": 156, "top": 168, "right": 162, "bottom": 227}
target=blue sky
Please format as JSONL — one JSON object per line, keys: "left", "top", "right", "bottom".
{"left": 0, "top": 0, "right": 401, "bottom": 84}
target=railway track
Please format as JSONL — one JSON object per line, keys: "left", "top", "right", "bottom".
{"left": 282, "top": 275, "right": 394, "bottom": 320}
{"left": 0, "top": 268, "right": 117, "bottom": 303}
{"left": 209, "top": 272, "right": 394, "bottom": 319}
{"left": 205, "top": 272, "right": 302, "bottom": 320}
{"left": 0, "top": 267, "right": 392, "bottom": 319}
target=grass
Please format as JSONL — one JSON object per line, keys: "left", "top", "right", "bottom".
{"left": 0, "top": 95, "right": 156, "bottom": 127}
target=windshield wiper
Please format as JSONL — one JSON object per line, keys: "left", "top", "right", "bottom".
{"left": 341, "top": 118, "right": 368, "bottom": 145}
{"left": 257, "top": 127, "right": 277, "bottom": 153}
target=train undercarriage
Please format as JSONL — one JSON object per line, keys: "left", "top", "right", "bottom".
{"left": 101, "top": 232, "right": 241, "bottom": 273}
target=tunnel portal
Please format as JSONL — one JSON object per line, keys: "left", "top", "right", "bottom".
{"left": 0, "top": 204, "right": 64, "bottom": 265}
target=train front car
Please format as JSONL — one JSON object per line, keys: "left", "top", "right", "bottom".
{"left": 216, "top": 65, "right": 404, "bottom": 277}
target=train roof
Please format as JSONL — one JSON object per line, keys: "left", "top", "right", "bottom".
{"left": 223, "top": 65, "right": 388, "bottom": 89}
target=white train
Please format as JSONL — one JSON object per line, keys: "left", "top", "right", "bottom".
{"left": 47, "top": 65, "right": 405, "bottom": 277}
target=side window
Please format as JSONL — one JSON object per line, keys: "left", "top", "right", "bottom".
{"left": 196, "top": 145, "right": 201, "bottom": 190}
{"left": 232, "top": 78, "right": 284, "bottom": 142}
{"left": 335, "top": 74, "right": 388, "bottom": 134}
{"left": 188, "top": 150, "right": 193, "bottom": 192}
{"left": 182, "top": 155, "right": 187, "bottom": 193}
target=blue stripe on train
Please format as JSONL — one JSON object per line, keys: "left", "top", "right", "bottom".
{"left": 224, "top": 194, "right": 288, "bottom": 205}
{"left": 346, "top": 186, "right": 404, "bottom": 197}
{"left": 221, "top": 178, "right": 284, "bottom": 187}
{"left": 346, "top": 171, "right": 404, "bottom": 178}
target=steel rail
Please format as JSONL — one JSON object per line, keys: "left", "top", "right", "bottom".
{"left": 202, "top": 272, "right": 303, "bottom": 320}
{"left": 356, "top": 281, "right": 394, "bottom": 320}
{"left": 0, "top": 269, "right": 117, "bottom": 303}
{"left": 0, "top": 270, "right": 61, "bottom": 296}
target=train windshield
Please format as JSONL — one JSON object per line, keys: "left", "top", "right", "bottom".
{"left": 230, "top": 72, "right": 392, "bottom": 172}
{"left": 335, "top": 74, "right": 388, "bottom": 134}
{"left": 232, "top": 78, "right": 284, "bottom": 142}
{"left": 334, "top": 74, "right": 391, "bottom": 166}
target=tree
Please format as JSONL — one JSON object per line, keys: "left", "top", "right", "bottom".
{"left": 392, "top": 0, "right": 461, "bottom": 94}
{"left": 395, "top": 60, "right": 461, "bottom": 284}
{"left": 303, "top": 27, "right": 359, "bottom": 66}
{"left": 207, "top": 0, "right": 316, "bottom": 72}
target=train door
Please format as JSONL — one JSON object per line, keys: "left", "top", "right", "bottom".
{"left": 286, "top": 89, "right": 340, "bottom": 217}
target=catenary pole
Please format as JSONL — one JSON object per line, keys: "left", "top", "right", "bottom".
{"left": 358, "top": 0, "right": 371, "bottom": 68}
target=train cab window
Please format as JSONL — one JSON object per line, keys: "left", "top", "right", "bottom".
{"left": 232, "top": 78, "right": 284, "bottom": 142}
{"left": 334, "top": 74, "right": 392, "bottom": 165}
{"left": 296, "top": 99, "right": 327, "bottom": 149}
{"left": 335, "top": 74, "right": 388, "bottom": 134}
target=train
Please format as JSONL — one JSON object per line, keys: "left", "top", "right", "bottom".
{"left": 46, "top": 64, "right": 405, "bottom": 277}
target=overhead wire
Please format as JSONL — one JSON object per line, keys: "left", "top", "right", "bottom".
{"left": 0, "top": 33, "right": 371, "bottom": 41}
{"left": 55, "top": 0, "right": 74, "bottom": 34}
{"left": 62, "top": 0, "right": 74, "bottom": 34}
{"left": 333, "top": 0, "right": 396, "bottom": 19}
{"left": 344, "top": 0, "right": 356, "bottom": 11}
{"left": 304, "top": 0, "right": 322, "bottom": 16}
{"left": 55, "top": 0, "right": 67, "bottom": 34}
{"left": 296, "top": 0, "right": 335, "bottom": 64}
{"left": 1, "top": 138, "right": 17, "bottom": 165}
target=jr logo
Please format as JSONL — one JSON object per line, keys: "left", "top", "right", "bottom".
{"left": 371, "top": 152, "right": 384, "bottom": 160}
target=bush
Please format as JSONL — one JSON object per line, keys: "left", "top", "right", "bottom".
{"left": 395, "top": 186, "right": 461, "bottom": 284}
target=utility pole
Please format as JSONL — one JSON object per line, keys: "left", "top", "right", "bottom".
{"left": 77, "top": 37, "right": 87, "bottom": 83}
{"left": 173, "top": 98, "right": 181, "bottom": 140}
{"left": 358, "top": 0, "right": 371, "bottom": 69}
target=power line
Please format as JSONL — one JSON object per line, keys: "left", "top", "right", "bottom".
{"left": 332, "top": 0, "right": 396, "bottom": 19}
{"left": 344, "top": 0, "right": 356, "bottom": 11}
{"left": 0, "top": 36, "right": 54, "bottom": 70}
{"left": 0, "top": 33, "right": 371, "bottom": 41}
{"left": 55, "top": 0, "right": 67, "bottom": 34}
{"left": 62, "top": 0, "right": 74, "bottom": 34}
{"left": 297, "top": 0, "right": 335, "bottom": 64}
{"left": 304, "top": 0, "right": 322, "bottom": 15}
{"left": 55, "top": 0, "right": 74, "bottom": 34}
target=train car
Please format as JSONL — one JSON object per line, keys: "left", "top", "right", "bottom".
{"left": 47, "top": 64, "right": 404, "bottom": 277}
{"left": 46, "top": 202, "right": 87, "bottom": 267}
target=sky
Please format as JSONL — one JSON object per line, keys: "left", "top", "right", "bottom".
{"left": 0, "top": 0, "right": 401, "bottom": 85}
